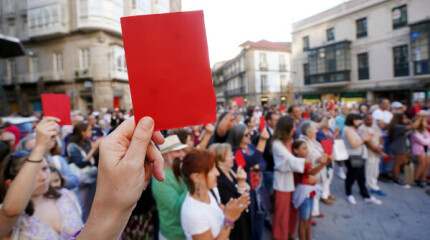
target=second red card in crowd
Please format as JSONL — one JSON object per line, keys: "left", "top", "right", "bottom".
{"left": 235, "top": 149, "right": 246, "bottom": 168}
{"left": 259, "top": 116, "right": 265, "bottom": 132}
{"left": 41, "top": 94, "right": 72, "bottom": 126}
{"left": 121, "top": 11, "right": 217, "bottom": 131}
{"left": 234, "top": 97, "right": 243, "bottom": 107}
{"left": 321, "top": 139, "right": 333, "bottom": 155}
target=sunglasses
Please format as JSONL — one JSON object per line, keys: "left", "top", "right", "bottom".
{"left": 244, "top": 133, "right": 251, "bottom": 137}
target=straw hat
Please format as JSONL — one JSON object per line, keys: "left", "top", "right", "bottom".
{"left": 159, "top": 135, "right": 188, "bottom": 154}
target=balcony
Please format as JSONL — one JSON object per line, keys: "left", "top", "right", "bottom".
{"left": 224, "top": 87, "right": 246, "bottom": 97}
{"left": 279, "top": 64, "right": 287, "bottom": 72}
{"left": 259, "top": 62, "right": 268, "bottom": 71}
{"left": 74, "top": 69, "right": 92, "bottom": 79}
{"left": 2, "top": 76, "right": 13, "bottom": 85}
{"left": 307, "top": 70, "right": 351, "bottom": 87}
{"left": 27, "top": 3, "right": 69, "bottom": 40}
{"left": 76, "top": 0, "right": 122, "bottom": 36}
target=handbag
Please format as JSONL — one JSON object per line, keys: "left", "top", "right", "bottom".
{"left": 334, "top": 139, "right": 349, "bottom": 161}
{"left": 404, "top": 160, "right": 415, "bottom": 185}
{"left": 349, "top": 145, "right": 364, "bottom": 168}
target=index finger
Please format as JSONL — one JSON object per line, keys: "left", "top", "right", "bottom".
{"left": 41, "top": 116, "right": 61, "bottom": 123}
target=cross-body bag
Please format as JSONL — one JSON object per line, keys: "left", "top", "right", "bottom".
{"left": 349, "top": 144, "right": 364, "bottom": 168}
{"left": 68, "top": 144, "right": 98, "bottom": 185}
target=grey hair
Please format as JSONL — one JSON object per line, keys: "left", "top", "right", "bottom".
{"left": 226, "top": 123, "right": 247, "bottom": 151}
{"left": 300, "top": 120, "right": 315, "bottom": 136}
{"left": 15, "top": 133, "right": 36, "bottom": 151}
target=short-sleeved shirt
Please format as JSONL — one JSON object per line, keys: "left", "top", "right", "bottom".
{"left": 181, "top": 190, "right": 224, "bottom": 239}
{"left": 372, "top": 109, "right": 393, "bottom": 137}
{"left": 390, "top": 124, "right": 408, "bottom": 155}
{"left": 335, "top": 114, "right": 346, "bottom": 139}
{"left": 359, "top": 124, "right": 381, "bottom": 158}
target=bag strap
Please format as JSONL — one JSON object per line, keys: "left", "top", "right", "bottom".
{"left": 209, "top": 189, "right": 219, "bottom": 204}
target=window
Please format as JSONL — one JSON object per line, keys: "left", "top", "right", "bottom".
{"left": 304, "top": 64, "right": 310, "bottom": 85}
{"left": 303, "top": 36, "right": 310, "bottom": 51}
{"left": 357, "top": 53, "right": 369, "bottom": 80}
{"left": 410, "top": 22, "right": 430, "bottom": 75}
{"left": 279, "top": 55, "right": 286, "bottom": 71}
{"left": 8, "top": 22, "right": 15, "bottom": 36}
{"left": 261, "top": 75, "right": 267, "bottom": 92}
{"left": 116, "top": 55, "right": 122, "bottom": 71}
{"left": 393, "top": 45, "right": 409, "bottom": 77}
{"left": 308, "top": 41, "right": 351, "bottom": 84}
{"left": 356, "top": 18, "right": 367, "bottom": 38}
{"left": 280, "top": 75, "right": 287, "bottom": 92}
{"left": 80, "top": 48, "right": 90, "bottom": 69}
{"left": 29, "top": 56, "right": 38, "bottom": 74}
{"left": 52, "top": 5, "right": 58, "bottom": 24}
{"left": 6, "top": 59, "right": 16, "bottom": 77}
{"left": 392, "top": 5, "right": 407, "bottom": 29}
{"left": 37, "top": 9, "right": 43, "bottom": 27}
{"left": 327, "top": 28, "right": 335, "bottom": 41}
{"left": 44, "top": 7, "right": 50, "bottom": 25}
{"left": 53, "top": 52, "right": 63, "bottom": 72}
{"left": 259, "top": 53, "right": 268, "bottom": 70}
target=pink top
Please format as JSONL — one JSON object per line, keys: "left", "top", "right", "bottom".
{"left": 410, "top": 130, "right": 430, "bottom": 155}
{"left": 1, "top": 189, "right": 83, "bottom": 240}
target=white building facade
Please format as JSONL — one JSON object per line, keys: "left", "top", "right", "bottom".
{"left": 292, "top": 0, "right": 430, "bottom": 105}
{"left": 213, "top": 40, "right": 293, "bottom": 107}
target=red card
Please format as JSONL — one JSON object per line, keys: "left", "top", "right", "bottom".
{"left": 321, "top": 139, "right": 333, "bottom": 155}
{"left": 234, "top": 97, "right": 243, "bottom": 107}
{"left": 235, "top": 149, "right": 246, "bottom": 168}
{"left": 41, "top": 94, "right": 71, "bottom": 126}
{"left": 259, "top": 116, "right": 265, "bottom": 132}
{"left": 121, "top": 11, "right": 217, "bottom": 131}
{"left": 279, "top": 106, "right": 285, "bottom": 112}
{"left": 329, "top": 102, "right": 334, "bottom": 111}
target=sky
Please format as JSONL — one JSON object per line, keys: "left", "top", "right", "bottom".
{"left": 182, "top": 0, "right": 348, "bottom": 67}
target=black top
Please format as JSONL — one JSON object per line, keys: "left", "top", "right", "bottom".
{"left": 217, "top": 166, "right": 251, "bottom": 240}
{"left": 207, "top": 130, "right": 230, "bottom": 148}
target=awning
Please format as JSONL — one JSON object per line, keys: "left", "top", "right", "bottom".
{"left": 0, "top": 34, "right": 26, "bottom": 58}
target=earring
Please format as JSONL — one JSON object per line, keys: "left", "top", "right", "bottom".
{"left": 196, "top": 187, "right": 201, "bottom": 198}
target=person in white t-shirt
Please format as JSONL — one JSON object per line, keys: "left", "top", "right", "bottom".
{"left": 371, "top": 98, "right": 393, "bottom": 178}
{"left": 180, "top": 150, "right": 250, "bottom": 240}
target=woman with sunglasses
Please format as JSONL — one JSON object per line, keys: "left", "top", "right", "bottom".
{"left": 0, "top": 117, "right": 83, "bottom": 239}
{"left": 226, "top": 124, "right": 269, "bottom": 240}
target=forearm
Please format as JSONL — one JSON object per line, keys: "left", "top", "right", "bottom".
{"left": 308, "top": 162, "right": 327, "bottom": 175}
{"left": 198, "top": 132, "right": 212, "bottom": 150}
{"left": 2, "top": 145, "right": 45, "bottom": 217}
{"left": 214, "top": 224, "right": 232, "bottom": 240}
{"left": 77, "top": 199, "right": 133, "bottom": 240}
{"left": 256, "top": 139, "right": 267, "bottom": 153}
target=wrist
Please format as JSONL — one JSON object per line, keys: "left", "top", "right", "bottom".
{"left": 223, "top": 218, "right": 234, "bottom": 229}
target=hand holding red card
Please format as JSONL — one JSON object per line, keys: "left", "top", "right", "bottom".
{"left": 259, "top": 116, "right": 265, "bottom": 132}
{"left": 234, "top": 97, "right": 243, "bottom": 107}
{"left": 235, "top": 149, "right": 246, "bottom": 168}
{"left": 121, "top": 11, "right": 216, "bottom": 131}
{"left": 41, "top": 94, "right": 71, "bottom": 126}
{"left": 321, "top": 139, "right": 333, "bottom": 155}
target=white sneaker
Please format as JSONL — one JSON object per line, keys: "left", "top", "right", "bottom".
{"left": 337, "top": 168, "right": 346, "bottom": 180}
{"left": 347, "top": 195, "right": 356, "bottom": 205}
{"left": 365, "top": 196, "right": 382, "bottom": 205}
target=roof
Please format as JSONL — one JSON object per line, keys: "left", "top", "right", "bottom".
{"left": 239, "top": 40, "right": 291, "bottom": 52}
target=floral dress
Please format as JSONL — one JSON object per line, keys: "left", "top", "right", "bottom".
{"left": 2, "top": 189, "right": 83, "bottom": 240}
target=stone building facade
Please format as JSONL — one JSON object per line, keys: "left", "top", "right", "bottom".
{"left": 0, "top": 0, "right": 181, "bottom": 115}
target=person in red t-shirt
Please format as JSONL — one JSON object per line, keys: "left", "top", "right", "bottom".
{"left": 292, "top": 140, "right": 330, "bottom": 240}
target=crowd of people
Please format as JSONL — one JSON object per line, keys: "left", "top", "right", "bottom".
{"left": 0, "top": 97, "right": 429, "bottom": 240}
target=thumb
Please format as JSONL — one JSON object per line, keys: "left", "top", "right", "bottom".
{"left": 124, "top": 117, "right": 154, "bottom": 164}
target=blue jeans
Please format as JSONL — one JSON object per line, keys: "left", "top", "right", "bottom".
{"left": 263, "top": 171, "right": 274, "bottom": 195}
{"left": 299, "top": 197, "right": 314, "bottom": 220}
{"left": 379, "top": 136, "right": 392, "bottom": 174}
{"left": 252, "top": 211, "right": 267, "bottom": 240}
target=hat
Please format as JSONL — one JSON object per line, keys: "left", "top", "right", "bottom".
{"left": 391, "top": 101, "right": 403, "bottom": 109}
{"left": 159, "top": 135, "right": 188, "bottom": 154}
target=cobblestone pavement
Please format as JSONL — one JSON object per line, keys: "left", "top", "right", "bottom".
{"left": 264, "top": 173, "right": 430, "bottom": 240}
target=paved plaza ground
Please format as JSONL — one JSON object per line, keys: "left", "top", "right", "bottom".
{"left": 264, "top": 173, "right": 430, "bottom": 240}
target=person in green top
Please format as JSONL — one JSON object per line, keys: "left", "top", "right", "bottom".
{"left": 153, "top": 135, "right": 188, "bottom": 240}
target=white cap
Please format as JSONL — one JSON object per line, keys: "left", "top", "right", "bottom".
{"left": 159, "top": 135, "right": 188, "bottom": 154}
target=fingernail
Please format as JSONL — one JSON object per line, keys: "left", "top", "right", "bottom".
{"left": 162, "top": 170, "right": 166, "bottom": 180}
{"left": 140, "top": 117, "right": 154, "bottom": 131}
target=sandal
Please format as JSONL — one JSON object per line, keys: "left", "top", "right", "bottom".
{"left": 311, "top": 220, "right": 317, "bottom": 226}
{"left": 328, "top": 195, "right": 337, "bottom": 201}
{"left": 321, "top": 198, "right": 333, "bottom": 205}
